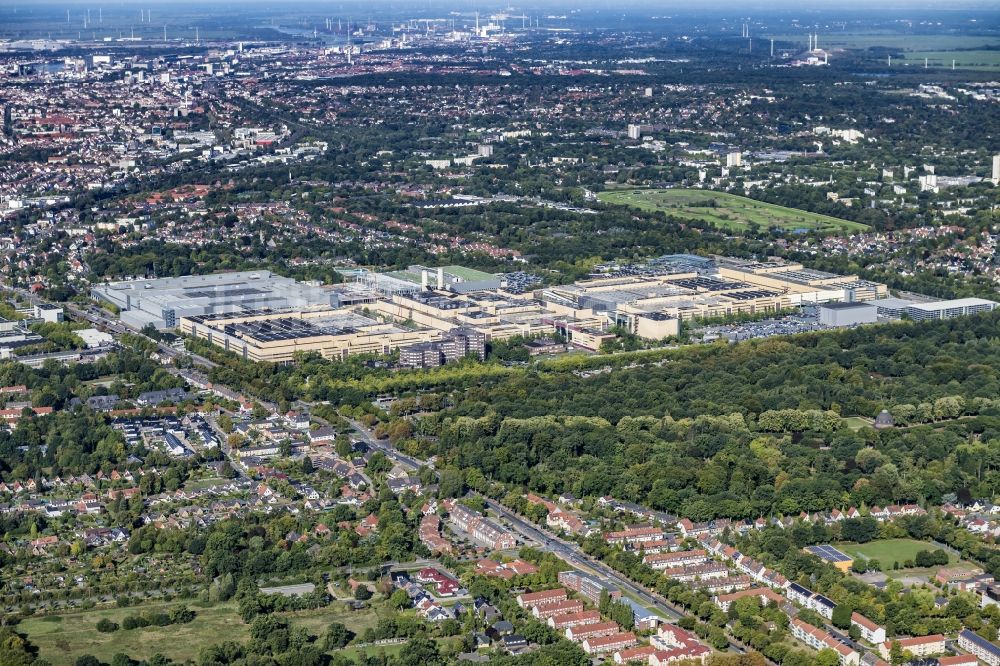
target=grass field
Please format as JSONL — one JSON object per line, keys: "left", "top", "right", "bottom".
{"left": 19, "top": 600, "right": 382, "bottom": 665}
{"left": 769, "top": 33, "right": 1000, "bottom": 52}
{"left": 841, "top": 416, "right": 873, "bottom": 431}
{"left": 597, "top": 188, "right": 869, "bottom": 233}
{"left": 837, "top": 539, "right": 952, "bottom": 570}
{"left": 902, "top": 50, "right": 1000, "bottom": 71}
{"left": 767, "top": 33, "right": 1000, "bottom": 71}
{"left": 183, "top": 477, "right": 228, "bottom": 491}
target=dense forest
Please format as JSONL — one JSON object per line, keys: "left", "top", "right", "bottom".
{"left": 408, "top": 313, "right": 1000, "bottom": 520}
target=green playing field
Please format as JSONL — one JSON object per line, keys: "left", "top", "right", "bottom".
{"left": 598, "top": 188, "right": 869, "bottom": 233}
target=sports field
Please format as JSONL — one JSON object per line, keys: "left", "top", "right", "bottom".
{"left": 837, "top": 539, "right": 952, "bottom": 570}
{"left": 18, "top": 600, "right": 381, "bottom": 665}
{"left": 597, "top": 188, "right": 868, "bottom": 233}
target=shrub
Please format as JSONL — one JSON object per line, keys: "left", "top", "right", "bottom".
{"left": 121, "top": 615, "right": 149, "bottom": 630}
{"left": 146, "top": 612, "right": 170, "bottom": 627}
{"left": 169, "top": 606, "right": 196, "bottom": 624}
{"left": 96, "top": 618, "right": 119, "bottom": 633}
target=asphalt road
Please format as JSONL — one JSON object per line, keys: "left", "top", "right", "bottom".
{"left": 347, "top": 418, "right": 424, "bottom": 470}
{"left": 481, "top": 496, "right": 685, "bottom": 622}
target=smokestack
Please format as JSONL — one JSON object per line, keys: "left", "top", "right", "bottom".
{"left": 437, "top": 267, "right": 444, "bottom": 290}
{"left": 421, "top": 270, "right": 429, "bottom": 290}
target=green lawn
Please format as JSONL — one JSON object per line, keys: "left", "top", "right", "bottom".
{"left": 597, "top": 188, "right": 868, "bottom": 233}
{"left": 841, "top": 416, "right": 873, "bottom": 431}
{"left": 837, "top": 539, "right": 952, "bottom": 569}
{"left": 19, "top": 600, "right": 381, "bottom": 665}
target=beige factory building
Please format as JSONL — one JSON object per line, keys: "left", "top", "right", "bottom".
{"left": 176, "top": 258, "right": 888, "bottom": 364}
{"left": 180, "top": 308, "right": 442, "bottom": 363}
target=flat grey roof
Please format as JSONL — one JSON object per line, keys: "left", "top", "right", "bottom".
{"left": 819, "top": 302, "right": 876, "bottom": 310}
{"left": 872, "top": 297, "right": 914, "bottom": 309}
{"left": 907, "top": 297, "right": 997, "bottom": 311}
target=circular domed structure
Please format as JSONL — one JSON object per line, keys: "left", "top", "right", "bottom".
{"left": 873, "top": 409, "right": 895, "bottom": 429}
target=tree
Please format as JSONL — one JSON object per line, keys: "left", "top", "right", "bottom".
{"left": 889, "top": 641, "right": 906, "bottom": 666}
{"left": 437, "top": 466, "right": 465, "bottom": 498}
{"left": 354, "top": 585, "right": 372, "bottom": 601}
{"left": 0, "top": 627, "right": 39, "bottom": 666}
{"left": 323, "top": 622, "right": 355, "bottom": 650}
{"left": 301, "top": 456, "right": 314, "bottom": 475}
{"left": 815, "top": 648, "right": 840, "bottom": 666}
{"left": 831, "top": 604, "right": 852, "bottom": 630}
{"left": 396, "top": 637, "right": 442, "bottom": 666}
{"left": 841, "top": 518, "right": 878, "bottom": 543}
{"left": 335, "top": 436, "right": 353, "bottom": 459}
{"left": 389, "top": 589, "right": 411, "bottom": 609}
{"left": 169, "top": 606, "right": 195, "bottom": 624}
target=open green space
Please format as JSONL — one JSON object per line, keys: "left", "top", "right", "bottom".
{"left": 18, "top": 600, "right": 381, "bottom": 666}
{"left": 598, "top": 188, "right": 868, "bottom": 233}
{"left": 769, "top": 33, "right": 1000, "bottom": 52}
{"left": 841, "top": 416, "right": 873, "bottom": 431}
{"left": 183, "top": 476, "right": 230, "bottom": 491}
{"left": 767, "top": 33, "right": 1000, "bottom": 70}
{"left": 902, "top": 50, "right": 1000, "bottom": 71}
{"left": 837, "top": 539, "right": 953, "bottom": 570}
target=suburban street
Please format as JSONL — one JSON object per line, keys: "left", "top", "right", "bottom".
{"left": 337, "top": 416, "right": 765, "bottom": 655}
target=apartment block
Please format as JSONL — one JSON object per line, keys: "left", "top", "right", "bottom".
{"left": 642, "top": 549, "right": 709, "bottom": 570}
{"left": 516, "top": 588, "right": 567, "bottom": 609}
{"left": 957, "top": 631, "right": 1000, "bottom": 666}
{"left": 850, "top": 612, "right": 885, "bottom": 645}
{"left": 878, "top": 635, "right": 946, "bottom": 660}
{"left": 548, "top": 610, "right": 602, "bottom": 629}
{"left": 582, "top": 632, "right": 638, "bottom": 655}
{"left": 532, "top": 598, "right": 584, "bottom": 620}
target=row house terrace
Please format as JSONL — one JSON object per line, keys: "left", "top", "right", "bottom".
{"left": 642, "top": 549, "right": 708, "bottom": 570}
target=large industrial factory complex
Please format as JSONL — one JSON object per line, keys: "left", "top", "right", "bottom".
{"left": 90, "top": 256, "right": 996, "bottom": 364}
{"left": 90, "top": 271, "right": 334, "bottom": 330}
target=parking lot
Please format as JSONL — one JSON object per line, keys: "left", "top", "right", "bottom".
{"left": 698, "top": 309, "right": 827, "bottom": 343}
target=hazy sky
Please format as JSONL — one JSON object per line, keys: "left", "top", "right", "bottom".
{"left": 11, "top": 0, "right": 1000, "bottom": 7}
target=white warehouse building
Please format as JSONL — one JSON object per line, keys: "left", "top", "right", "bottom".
{"left": 91, "top": 271, "right": 335, "bottom": 330}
